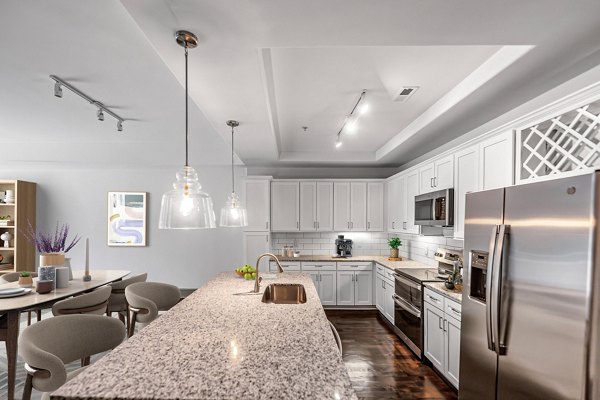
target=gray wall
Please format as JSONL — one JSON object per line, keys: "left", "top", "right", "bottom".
{"left": 1, "top": 165, "right": 246, "bottom": 288}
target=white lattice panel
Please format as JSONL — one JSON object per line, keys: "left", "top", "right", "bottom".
{"left": 518, "top": 99, "right": 600, "bottom": 181}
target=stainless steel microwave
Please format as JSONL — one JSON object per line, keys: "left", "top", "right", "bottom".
{"left": 414, "top": 188, "right": 454, "bottom": 226}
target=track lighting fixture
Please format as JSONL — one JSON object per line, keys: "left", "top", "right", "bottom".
{"left": 54, "top": 82, "right": 63, "bottom": 98}
{"left": 50, "top": 75, "right": 125, "bottom": 132}
{"left": 335, "top": 89, "right": 367, "bottom": 148}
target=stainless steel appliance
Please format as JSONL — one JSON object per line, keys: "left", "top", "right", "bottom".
{"left": 460, "top": 172, "right": 600, "bottom": 399}
{"left": 334, "top": 235, "right": 353, "bottom": 258}
{"left": 393, "top": 249, "right": 462, "bottom": 358}
{"left": 415, "top": 188, "right": 454, "bottom": 226}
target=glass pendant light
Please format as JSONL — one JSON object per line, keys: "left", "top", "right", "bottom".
{"left": 219, "top": 120, "right": 248, "bottom": 227}
{"left": 159, "top": 30, "right": 216, "bottom": 230}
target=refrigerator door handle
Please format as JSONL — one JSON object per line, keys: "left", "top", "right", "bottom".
{"left": 486, "top": 225, "right": 499, "bottom": 352}
{"left": 496, "top": 224, "right": 510, "bottom": 356}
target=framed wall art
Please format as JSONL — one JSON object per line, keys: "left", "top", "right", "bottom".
{"left": 107, "top": 192, "right": 147, "bottom": 246}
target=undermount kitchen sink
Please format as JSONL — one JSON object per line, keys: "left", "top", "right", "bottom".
{"left": 261, "top": 284, "right": 307, "bottom": 304}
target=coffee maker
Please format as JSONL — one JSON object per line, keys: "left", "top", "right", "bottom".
{"left": 335, "top": 235, "right": 353, "bottom": 258}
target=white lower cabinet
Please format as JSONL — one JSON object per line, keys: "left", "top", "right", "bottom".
{"left": 423, "top": 287, "right": 461, "bottom": 389}
{"left": 302, "top": 262, "right": 336, "bottom": 305}
{"left": 336, "top": 262, "right": 373, "bottom": 306}
{"left": 375, "top": 268, "right": 395, "bottom": 324}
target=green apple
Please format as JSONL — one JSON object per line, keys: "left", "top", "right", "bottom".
{"left": 244, "top": 273, "right": 252, "bottom": 280}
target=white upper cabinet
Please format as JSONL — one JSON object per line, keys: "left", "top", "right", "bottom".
{"left": 243, "top": 232, "right": 270, "bottom": 271}
{"left": 387, "top": 175, "right": 405, "bottom": 232}
{"left": 419, "top": 154, "right": 454, "bottom": 194}
{"left": 367, "top": 182, "right": 384, "bottom": 231}
{"left": 434, "top": 154, "right": 455, "bottom": 190}
{"left": 299, "top": 182, "right": 317, "bottom": 231}
{"left": 300, "top": 181, "right": 334, "bottom": 231}
{"left": 479, "top": 130, "right": 514, "bottom": 191}
{"left": 333, "top": 182, "right": 351, "bottom": 231}
{"left": 316, "top": 182, "right": 334, "bottom": 231}
{"left": 454, "top": 144, "right": 480, "bottom": 238}
{"left": 403, "top": 169, "right": 420, "bottom": 234}
{"left": 271, "top": 181, "right": 300, "bottom": 231}
{"left": 243, "top": 179, "right": 270, "bottom": 232}
{"left": 419, "top": 162, "right": 435, "bottom": 194}
{"left": 350, "top": 182, "right": 367, "bottom": 231}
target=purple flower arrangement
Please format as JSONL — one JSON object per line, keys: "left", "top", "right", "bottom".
{"left": 25, "top": 221, "right": 81, "bottom": 254}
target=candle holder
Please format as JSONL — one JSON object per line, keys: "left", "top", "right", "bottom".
{"left": 83, "top": 274, "right": 92, "bottom": 282}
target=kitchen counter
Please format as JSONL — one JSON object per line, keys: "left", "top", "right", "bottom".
{"left": 424, "top": 281, "right": 463, "bottom": 303}
{"left": 52, "top": 272, "right": 357, "bottom": 400}
{"left": 277, "top": 255, "right": 429, "bottom": 271}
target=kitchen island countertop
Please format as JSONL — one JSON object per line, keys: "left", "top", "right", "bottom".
{"left": 52, "top": 272, "right": 357, "bottom": 400}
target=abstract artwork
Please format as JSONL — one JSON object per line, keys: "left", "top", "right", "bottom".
{"left": 107, "top": 192, "right": 147, "bottom": 246}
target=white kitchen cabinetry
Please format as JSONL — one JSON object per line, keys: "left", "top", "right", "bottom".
{"left": 243, "top": 233, "right": 270, "bottom": 271}
{"left": 387, "top": 175, "right": 405, "bottom": 232}
{"left": 243, "top": 179, "right": 270, "bottom": 232}
{"left": 454, "top": 144, "right": 480, "bottom": 238}
{"left": 423, "top": 288, "right": 461, "bottom": 389}
{"left": 479, "top": 130, "right": 514, "bottom": 191}
{"left": 367, "top": 182, "right": 384, "bottom": 231}
{"left": 333, "top": 182, "right": 367, "bottom": 231}
{"left": 350, "top": 182, "right": 367, "bottom": 231}
{"left": 299, "top": 182, "right": 334, "bottom": 231}
{"left": 419, "top": 155, "right": 454, "bottom": 194}
{"left": 333, "top": 182, "right": 351, "bottom": 231}
{"left": 269, "top": 261, "right": 301, "bottom": 272}
{"left": 375, "top": 265, "right": 395, "bottom": 323}
{"left": 403, "top": 169, "right": 420, "bottom": 234}
{"left": 302, "top": 262, "right": 336, "bottom": 305}
{"left": 316, "top": 182, "right": 334, "bottom": 231}
{"left": 271, "top": 181, "right": 300, "bottom": 231}
{"left": 299, "top": 182, "right": 316, "bottom": 231}
{"left": 336, "top": 262, "right": 373, "bottom": 306}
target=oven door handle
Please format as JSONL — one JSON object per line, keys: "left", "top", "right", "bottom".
{"left": 393, "top": 294, "right": 421, "bottom": 318}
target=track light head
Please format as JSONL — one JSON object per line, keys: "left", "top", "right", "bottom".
{"left": 97, "top": 109, "right": 104, "bottom": 121}
{"left": 117, "top": 120, "right": 123, "bottom": 132}
{"left": 335, "top": 136, "right": 342, "bottom": 148}
{"left": 54, "top": 82, "right": 62, "bottom": 98}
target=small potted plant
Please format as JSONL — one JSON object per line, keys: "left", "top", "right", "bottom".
{"left": 388, "top": 237, "right": 402, "bottom": 259}
{"left": 18, "top": 271, "right": 33, "bottom": 288}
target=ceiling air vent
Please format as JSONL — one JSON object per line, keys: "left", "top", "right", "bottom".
{"left": 393, "top": 86, "right": 419, "bottom": 102}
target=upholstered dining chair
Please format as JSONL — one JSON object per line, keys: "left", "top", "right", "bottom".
{"left": 19, "top": 314, "right": 126, "bottom": 400}
{"left": 125, "top": 282, "right": 181, "bottom": 337}
{"left": 0, "top": 272, "right": 41, "bottom": 325}
{"left": 51, "top": 286, "right": 112, "bottom": 316}
{"left": 106, "top": 272, "right": 147, "bottom": 333}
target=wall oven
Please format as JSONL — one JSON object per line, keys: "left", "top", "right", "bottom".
{"left": 393, "top": 274, "right": 424, "bottom": 358}
{"left": 414, "top": 188, "right": 454, "bottom": 227}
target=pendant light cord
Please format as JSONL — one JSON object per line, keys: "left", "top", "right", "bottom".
{"left": 231, "top": 125, "right": 235, "bottom": 194}
{"left": 185, "top": 46, "right": 189, "bottom": 167}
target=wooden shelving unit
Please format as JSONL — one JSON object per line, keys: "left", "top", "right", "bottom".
{"left": 0, "top": 180, "right": 36, "bottom": 273}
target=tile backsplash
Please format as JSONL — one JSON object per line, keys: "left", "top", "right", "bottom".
{"left": 271, "top": 232, "right": 463, "bottom": 267}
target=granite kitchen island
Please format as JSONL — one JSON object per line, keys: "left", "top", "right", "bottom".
{"left": 51, "top": 272, "right": 357, "bottom": 400}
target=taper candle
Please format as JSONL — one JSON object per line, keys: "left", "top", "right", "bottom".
{"left": 83, "top": 238, "right": 91, "bottom": 281}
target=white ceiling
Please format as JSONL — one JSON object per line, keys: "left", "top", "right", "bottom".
{"left": 2, "top": 0, "right": 600, "bottom": 169}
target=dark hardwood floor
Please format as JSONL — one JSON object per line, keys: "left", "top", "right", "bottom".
{"left": 325, "top": 310, "right": 458, "bottom": 400}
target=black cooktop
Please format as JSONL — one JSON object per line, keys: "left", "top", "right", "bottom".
{"left": 394, "top": 267, "right": 444, "bottom": 284}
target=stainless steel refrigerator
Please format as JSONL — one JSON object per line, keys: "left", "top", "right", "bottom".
{"left": 460, "top": 171, "right": 600, "bottom": 400}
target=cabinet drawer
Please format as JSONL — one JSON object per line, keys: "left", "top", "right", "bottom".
{"left": 445, "top": 298, "right": 462, "bottom": 321}
{"left": 424, "top": 288, "right": 445, "bottom": 310}
{"left": 384, "top": 268, "right": 395, "bottom": 282}
{"left": 301, "top": 262, "right": 336, "bottom": 271}
{"left": 270, "top": 261, "right": 300, "bottom": 272}
{"left": 337, "top": 262, "right": 373, "bottom": 271}
{"left": 376, "top": 264, "right": 385, "bottom": 276}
